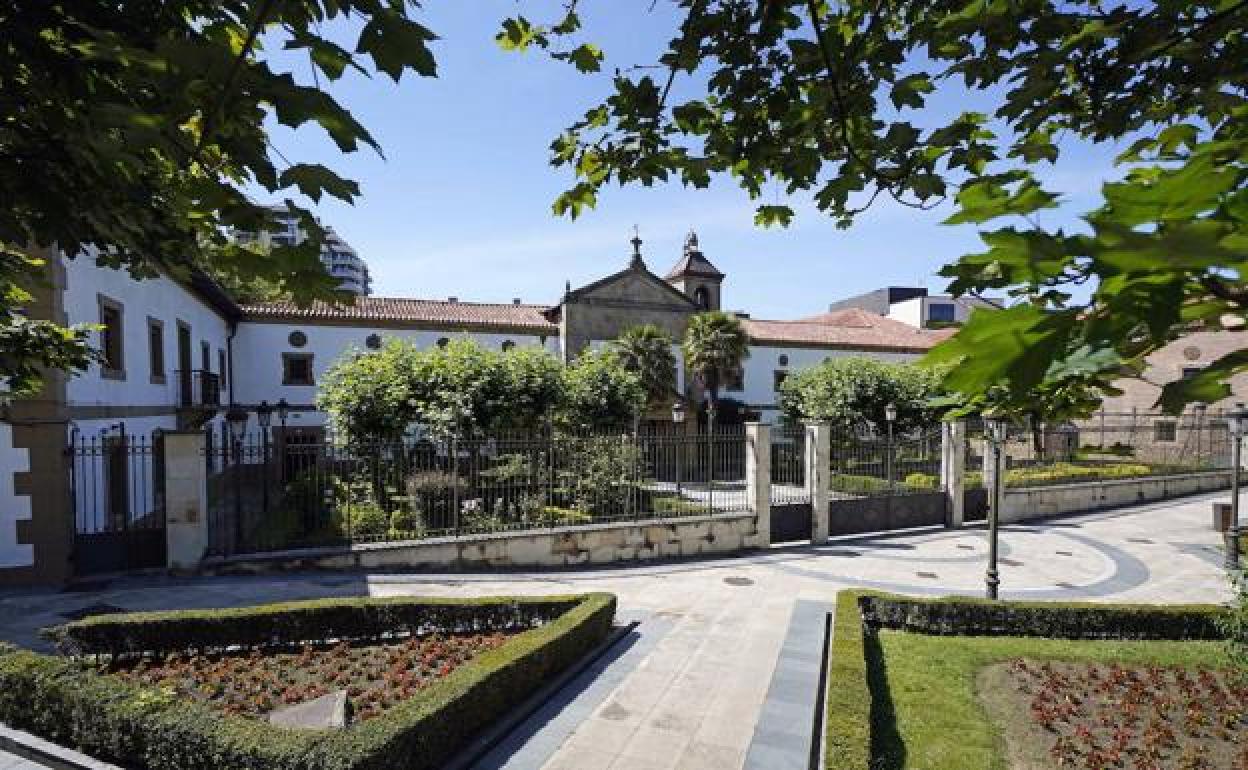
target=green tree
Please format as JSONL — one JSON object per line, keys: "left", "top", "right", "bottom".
{"left": 611, "top": 325, "right": 677, "bottom": 409}
{"left": 318, "top": 338, "right": 563, "bottom": 439}
{"left": 503, "top": 1, "right": 1248, "bottom": 415}
{"left": 778, "top": 357, "right": 943, "bottom": 434}
{"left": 557, "top": 349, "right": 645, "bottom": 430}
{"left": 682, "top": 312, "right": 749, "bottom": 414}
{"left": 1, "top": 2, "right": 438, "bottom": 398}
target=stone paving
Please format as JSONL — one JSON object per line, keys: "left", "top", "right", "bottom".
{"left": 0, "top": 491, "right": 1238, "bottom": 769}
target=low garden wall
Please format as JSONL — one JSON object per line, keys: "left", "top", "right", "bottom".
{"left": 204, "top": 512, "right": 764, "bottom": 573}
{"left": 999, "top": 469, "right": 1233, "bottom": 523}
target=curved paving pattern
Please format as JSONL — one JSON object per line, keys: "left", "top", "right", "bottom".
{"left": 0, "top": 492, "right": 1236, "bottom": 769}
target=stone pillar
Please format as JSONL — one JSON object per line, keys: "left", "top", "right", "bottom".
{"left": 942, "top": 420, "right": 966, "bottom": 528}
{"left": 164, "top": 431, "right": 208, "bottom": 570}
{"left": 745, "top": 422, "right": 771, "bottom": 547}
{"left": 805, "top": 421, "right": 831, "bottom": 543}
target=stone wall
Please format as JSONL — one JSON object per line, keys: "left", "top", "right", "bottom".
{"left": 1000, "top": 471, "right": 1233, "bottom": 523}
{"left": 205, "top": 512, "right": 764, "bottom": 574}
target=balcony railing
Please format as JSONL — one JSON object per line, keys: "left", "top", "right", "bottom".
{"left": 175, "top": 369, "right": 221, "bottom": 409}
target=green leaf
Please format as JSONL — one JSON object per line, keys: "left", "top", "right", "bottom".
{"left": 567, "top": 44, "right": 603, "bottom": 73}
{"left": 278, "top": 164, "right": 360, "bottom": 203}
{"left": 754, "top": 205, "right": 794, "bottom": 228}
{"left": 889, "top": 73, "right": 933, "bottom": 110}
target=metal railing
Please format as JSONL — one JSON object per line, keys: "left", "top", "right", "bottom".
{"left": 964, "top": 412, "right": 1234, "bottom": 489}
{"left": 68, "top": 433, "right": 164, "bottom": 535}
{"left": 829, "top": 426, "right": 943, "bottom": 498}
{"left": 771, "top": 424, "right": 810, "bottom": 504}
{"left": 204, "top": 427, "right": 749, "bottom": 557}
{"left": 174, "top": 369, "right": 221, "bottom": 409}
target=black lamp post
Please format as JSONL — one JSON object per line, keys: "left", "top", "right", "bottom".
{"left": 983, "top": 408, "right": 1010, "bottom": 599}
{"left": 256, "top": 400, "right": 273, "bottom": 513}
{"left": 224, "top": 405, "right": 249, "bottom": 552}
{"left": 672, "top": 400, "right": 686, "bottom": 497}
{"left": 276, "top": 397, "right": 290, "bottom": 482}
{"left": 1226, "top": 402, "right": 1247, "bottom": 570}
{"left": 1193, "top": 402, "right": 1207, "bottom": 465}
{"left": 884, "top": 402, "right": 898, "bottom": 492}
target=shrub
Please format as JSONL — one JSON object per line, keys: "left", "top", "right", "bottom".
{"left": 344, "top": 504, "right": 389, "bottom": 539}
{"left": 1219, "top": 568, "right": 1248, "bottom": 672}
{"left": 554, "top": 435, "right": 643, "bottom": 516}
{"left": 16, "top": 594, "right": 617, "bottom": 770}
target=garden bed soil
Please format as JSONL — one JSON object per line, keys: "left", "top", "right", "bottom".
{"left": 977, "top": 659, "right": 1248, "bottom": 770}
{"left": 103, "top": 631, "right": 515, "bottom": 723}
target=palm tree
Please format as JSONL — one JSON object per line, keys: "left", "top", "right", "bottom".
{"left": 682, "top": 311, "right": 750, "bottom": 420}
{"left": 611, "top": 325, "right": 677, "bottom": 409}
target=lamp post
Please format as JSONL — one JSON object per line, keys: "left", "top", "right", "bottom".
{"left": 983, "top": 409, "right": 1010, "bottom": 600}
{"left": 884, "top": 402, "right": 898, "bottom": 492}
{"left": 1226, "top": 402, "right": 1247, "bottom": 570}
{"left": 706, "top": 396, "right": 717, "bottom": 516}
{"left": 1193, "top": 402, "right": 1207, "bottom": 465}
{"left": 225, "top": 406, "right": 249, "bottom": 552}
{"left": 276, "top": 398, "right": 290, "bottom": 483}
{"left": 672, "top": 400, "right": 686, "bottom": 498}
{"left": 256, "top": 400, "right": 273, "bottom": 513}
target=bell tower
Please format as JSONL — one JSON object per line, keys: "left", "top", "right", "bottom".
{"left": 664, "top": 231, "right": 724, "bottom": 311}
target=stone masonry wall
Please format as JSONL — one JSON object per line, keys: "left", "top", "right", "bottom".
{"left": 1001, "top": 471, "right": 1232, "bottom": 523}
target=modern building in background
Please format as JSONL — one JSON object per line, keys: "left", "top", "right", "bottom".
{"left": 233, "top": 205, "right": 373, "bottom": 296}
{"left": 828, "top": 286, "right": 1000, "bottom": 329}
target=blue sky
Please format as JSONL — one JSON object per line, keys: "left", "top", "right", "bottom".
{"left": 262, "top": 2, "right": 1120, "bottom": 319}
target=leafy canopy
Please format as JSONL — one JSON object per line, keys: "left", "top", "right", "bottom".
{"left": 1, "top": 1, "right": 438, "bottom": 397}
{"left": 558, "top": 349, "right": 647, "bottom": 430}
{"left": 503, "top": 1, "right": 1248, "bottom": 415}
{"left": 778, "top": 357, "right": 943, "bottom": 434}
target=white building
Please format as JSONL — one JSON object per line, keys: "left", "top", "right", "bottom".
{"left": 1, "top": 233, "right": 947, "bottom": 584}
{"left": 827, "top": 286, "right": 1000, "bottom": 329}
{"left": 234, "top": 205, "right": 373, "bottom": 295}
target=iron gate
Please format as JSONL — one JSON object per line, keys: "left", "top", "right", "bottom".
{"left": 68, "top": 433, "right": 167, "bottom": 575}
{"left": 770, "top": 425, "right": 812, "bottom": 543}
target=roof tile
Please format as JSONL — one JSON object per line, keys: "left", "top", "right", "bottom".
{"left": 241, "top": 297, "right": 557, "bottom": 332}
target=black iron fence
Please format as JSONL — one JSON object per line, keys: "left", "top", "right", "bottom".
{"left": 67, "top": 433, "right": 167, "bottom": 574}
{"left": 830, "top": 426, "right": 943, "bottom": 498}
{"left": 964, "top": 412, "right": 1234, "bottom": 489}
{"left": 205, "top": 427, "right": 750, "bottom": 557}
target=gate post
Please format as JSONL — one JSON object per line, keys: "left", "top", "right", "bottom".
{"left": 805, "top": 421, "right": 831, "bottom": 543}
{"left": 164, "top": 430, "right": 207, "bottom": 570}
{"left": 745, "top": 422, "right": 771, "bottom": 547}
{"left": 941, "top": 420, "right": 966, "bottom": 528}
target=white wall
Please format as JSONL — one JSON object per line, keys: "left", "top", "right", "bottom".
{"left": 887, "top": 295, "right": 986, "bottom": 329}
{"left": 0, "top": 423, "right": 33, "bottom": 568}
{"left": 742, "top": 345, "right": 920, "bottom": 419}
{"left": 232, "top": 322, "right": 558, "bottom": 425}
{"left": 62, "top": 251, "right": 234, "bottom": 410}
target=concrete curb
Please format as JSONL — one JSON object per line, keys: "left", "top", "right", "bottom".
{"left": 0, "top": 724, "right": 121, "bottom": 770}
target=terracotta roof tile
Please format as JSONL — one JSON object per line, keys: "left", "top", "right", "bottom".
{"left": 240, "top": 297, "right": 557, "bottom": 332}
{"left": 743, "top": 308, "right": 949, "bottom": 351}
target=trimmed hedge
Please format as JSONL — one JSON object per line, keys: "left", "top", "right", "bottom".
{"left": 2, "top": 593, "right": 616, "bottom": 770}
{"left": 43, "top": 595, "right": 589, "bottom": 659}
{"left": 824, "top": 591, "right": 1230, "bottom": 769}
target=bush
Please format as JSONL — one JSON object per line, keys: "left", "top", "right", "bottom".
{"left": 345, "top": 504, "right": 389, "bottom": 539}
{"left": 906, "top": 461, "right": 1179, "bottom": 491}
{"left": 778, "top": 356, "right": 943, "bottom": 434}
{"left": 1220, "top": 569, "right": 1248, "bottom": 672}
{"left": 824, "top": 591, "right": 1232, "bottom": 770}
{"left": 16, "top": 594, "right": 616, "bottom": 770}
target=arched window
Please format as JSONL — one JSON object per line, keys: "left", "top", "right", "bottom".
{"left": 693, "top": 286, "right": 710, "bottom": 310}
{"left": 288, "top": 330, "right": 307, "bottom": 348}
{"left": 778, "top": 354, "right": 789, "bottom": 367}
{"left": 365, "top": 334, "right": 382, "bottom": 350}
{"left": 501, "top": 340, "right": 515, "bottom": 352}
{"left": 436, "top": 337, "right": 449, "bottom": 349}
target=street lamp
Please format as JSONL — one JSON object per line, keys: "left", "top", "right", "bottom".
{"left": 1225, "top": 402, "right": 1247, "bottom": 570}
{"left": 1193, "top": 402, "right": 1207, "bottom": 465}
{"left": 256, "top": 401, "right": 273, "bottom": 513}
{"left": 884, "top": 403, "right": 898, "bottom": 492}
{"left": 224, "top": 405, "right": 249, "bottom": 552}
{"left": 672, "top": 400, "right": 686, "bottom": 498}
{"left": 275, "top": 397, "right": 290, "bottom": 483}
{"left": 983, "top": 408, "right": 1011, "bottom": 600}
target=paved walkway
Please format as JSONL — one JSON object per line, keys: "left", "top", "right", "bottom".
{"left": 0, "top": 492, "right": 1237, "bottom": 769}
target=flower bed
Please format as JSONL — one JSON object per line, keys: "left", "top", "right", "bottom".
{"left": 981, "top": 659, "right": 1247, "bottom": 769}
{"left": 105, "top": 632, "right": 514, "bottom": 722}
{"left": 824, "top": 591, "right": 1234, "bottom": 770}
{"left": 0, "top": 593, "right": 616, "bottom": 770}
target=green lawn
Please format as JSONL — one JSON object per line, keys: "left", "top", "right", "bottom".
{"left": 866, "top": 630, "right": 1230, "bottom": 770}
